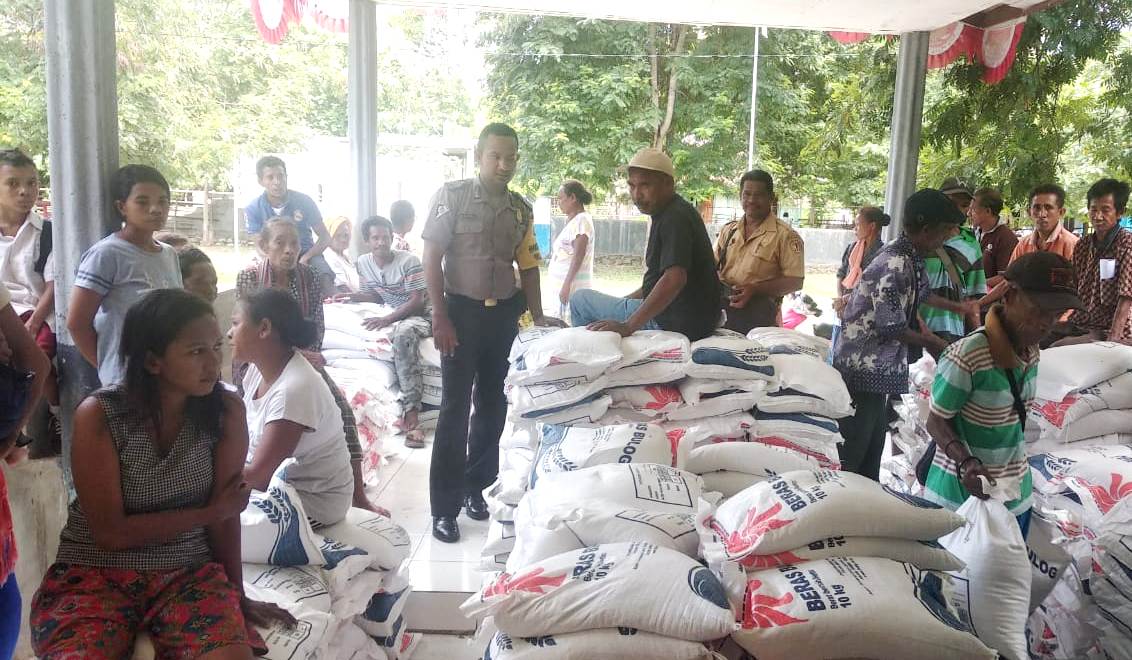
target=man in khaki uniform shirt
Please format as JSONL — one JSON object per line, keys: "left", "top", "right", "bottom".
{"left": 715, "top": 169, "right": 805, "bottom": 333}
{"left": 421, "top": 123, "right": 558, "bottom": 543}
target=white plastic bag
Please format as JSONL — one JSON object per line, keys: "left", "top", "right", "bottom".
{"left": 939, "top": 495, "right": 1031, "bottom": 660}
{"left": 463, "top": 542, "right": 735, "bottom": 641}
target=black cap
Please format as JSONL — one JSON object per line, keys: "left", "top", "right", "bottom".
{"left": 904, "top": 189, "right": 966, "bottom": 229}
{"left": 1004, "top": 252, "right": 1084, "bottom": 312}
{"left": 940, "top": 177, "right": 974, "bottom": 198}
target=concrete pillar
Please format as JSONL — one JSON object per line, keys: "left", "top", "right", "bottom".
{"left": 348, "top": 0, "right": 378, "bottom": 256}
{"left": 45, "top": 0, "right": 120, "bottom": 485}
{"left": 883, "top": 31, "right": 929, "bottom": 239}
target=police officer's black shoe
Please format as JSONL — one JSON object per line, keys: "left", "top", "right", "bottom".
{"left": 432, "top": 516, "right": 460, "bottom": 543}
{"left": 465, "top": 494, "right": 490, "bottom": 521}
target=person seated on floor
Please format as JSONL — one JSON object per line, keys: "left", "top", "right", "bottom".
{"left": 323, "top": 216, "right": 360, "bottom": 293}
{"left": 569, "top": 148, "right": 721, "bottom": 340}
{"left": 336, "top": 215, "right": 432, "bottom": 449}
{"left": 230, "top": 289, "right": 354, "bottom": 527}
{"left": 31, "top": 289, "right": 292, "bottom": 659}
{"left": 179, "top": 247, "right": 219, "bottom": 304}
{"left": 236, "top": 216, "right": 383, "bottom": 514}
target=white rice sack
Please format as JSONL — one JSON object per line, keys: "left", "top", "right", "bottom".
{"left": 685, "top": 331, "right": 776, "bottom": 382}
{"left": 317, "top": 535, "right": 377, "bottom": 594}
{"left": 678, "top": 377, "right": 765, "bottom": 406}
{"left": 483, "top": 629, "right": 716, "bottom": 660}
{"left": 530, "top": 422, "right": 679, "bottom": 487}
{"left": 356, "top": 574, "right": 412, "bottom": 638}
{"left": 686, "top": 441, "right": 821, "bottom": 478}
{"left": 732, "top": 557, "right": 996, "bottom": 660}
{"left": 501, "top": 419, "right": 540, "bottom": 451}
{"left": 662, "top": 413, "right": 755, "bottom": 451}
{"left": 1026, "top": 511, "right": 1073, "bottom": 613}
{"left": 699, "top": 470, "right": 965, "bottom": 559}
{"left": 241, "top": 482, "right": 326, "bottom": 567}
{"left": 418, "top": 339, "right": 442, "bottom": 368}
{"left": 939, "top": 496, "right": 1031, "bottom": 660}
{"left": 509, "top": 375, "right": 609, "bottom": 416}
{"left": 516, "top": 394, "right": 612, "bottom": 426}
{"left": 484, "top": 482, "right": 519, "bottom": 522}
{"left": 462, "top": 542, "right": 734, "bottom": 641}
{"left": 256, "top": 605, "right": 334, "bottom": 660}
{"left": 751, "top": 411, "right": 844, "bottom": 468}
{"left": 529, "top": 463, "right": 704, "bottom": 514}
{"left": 666, "top": 385, "right": 765, "bottom": 421}
{"left": 735, "top": 536, "right": 963, "bottom": 572}
{"left": 758, "top": 345, "right": 853, "bottom": 416}
{"left": 574, "top": 408, "right": 660, "bottom": 426}
{"left": 318, "top": 508, "right": 412, "bottom": 571}
{"left": 758, "top": 387, "right": 853, "bottom": 419}
{"left": 508, "top": 496, "right": 698, "bottom": 571}
{"left": 1029, "top": 371, "right": 1132, "bottom": 436}
{"left": 509, "top": 327, "right": 622, "bottom": 383}
{"left": 1036, "top": 342, "right": 1132, "bottom": 403}
{"left": 508, "top": 326, "right": 562, "bottom": 362}
{"left": 1063, "top": 408, "right": 1132, "bottom": 443}
{"left": 607, "top": 383, "right": 683, "bottom": 416}
{"left": 605, "top": 331, "right": 690, "bottom": 387}
{"left": 324, "top": 620, "right": 383, "bottom": 660}
{"left": 485, "top": 520, "right": 517, "bottom": 556}
{"left": 1029, "top": 445, "right": 1132, "bottom": 497}
{"left": 746, "top": 326, "right": 831, "bottom": 359}
{"left": 700, "top": 470, "right": 766, "bottom": 498}
{"left": 243, "top": 564, "right": 333, "bottom": 613}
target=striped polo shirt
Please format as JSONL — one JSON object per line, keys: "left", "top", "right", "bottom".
{"left": 923, "top": 306, "right": 1037, "bottom": 514}
{"left": 920, "top": 227, "right": 987, "bottom": 339}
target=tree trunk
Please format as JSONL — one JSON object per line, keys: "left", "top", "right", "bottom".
{"left": 648, "top": 24, "right": 660, "bottom": 114}
{"left": 653, "top": 24, "right": 688, "bottom": 150}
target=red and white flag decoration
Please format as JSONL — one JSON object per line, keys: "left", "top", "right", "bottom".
{"left": 249, "top": 0, "right": 348, "bottom": 44}
{"left": 828, "top": 18, "right": 1027, "bottom": 84}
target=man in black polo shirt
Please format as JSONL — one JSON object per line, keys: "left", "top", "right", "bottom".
{"left": 569, "top": 148, "right": 721, "bottom": 340}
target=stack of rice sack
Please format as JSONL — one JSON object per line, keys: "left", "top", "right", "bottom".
{"left": 129, "top": 480, "right": 420, "bottom": 660}
{"left": 1026, "top": 342, "right": 1132, "bottom": 454}
{"left": 1026, "top": 446, "right": 1132, "bottom": 658}
{"left": 474, "top": 462, "right": 730, "bottom": 659}
{"left": 480, "top": 419, "right": 539, "bottom": 571}
{"left": 699, "top": 469, "right": 1009, "bottom": 659}
{"left": 323, "top": 302, "right": 440, "bottom": 482}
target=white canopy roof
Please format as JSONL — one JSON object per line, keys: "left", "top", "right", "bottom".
{"left": 385, "top": 0, "right": 1054, "bottom": 33}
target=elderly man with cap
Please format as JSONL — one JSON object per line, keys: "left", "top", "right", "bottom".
{"left": 421, "top": 122, "right": 561, "bottom": 543}
{"left": 918, "top": 177, "right": 987, "bottom": 346}
{"left": 940, "top": 176, "right": 975, "bottom": 215}
{"left": 569, "top": 148, "right": 721, "bottom": 341}
{"left": 924, "top": 251, "right": 1084, "bottom": 536}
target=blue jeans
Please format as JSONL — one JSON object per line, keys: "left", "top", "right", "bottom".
{"left": 0, "top": 573, "right": 19, "bottom": 660}
{"left": 1016, "top": 508, "right": 1032, "bottom": 541}
{"left": 568, "top": 290, "right": 660, "bottom": 330}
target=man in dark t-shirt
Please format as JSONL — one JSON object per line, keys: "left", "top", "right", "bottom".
{"left": 569, "top": 148, "right": 721, "bottom": 340}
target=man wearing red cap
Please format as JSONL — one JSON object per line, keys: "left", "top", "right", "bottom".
{"left": 569, "top": 148, "right": 721, "bottom": 341}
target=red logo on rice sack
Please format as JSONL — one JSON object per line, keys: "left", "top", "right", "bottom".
{"left": 738, "top": 550, "right": 804, "bottom": 570}
{"left": 1081, "top": 473, "right": 1132, "bottom": 514}
{"left": 667, "top": 433, "right": 681, "bottom": 468}
{"left": 711, "top": 502, "right": 795, "bottom": 554}
{"left": 1033, "top": 396, "right": 1076, "bottom": 428}
{"left": 742, "top": 579, "right": 808, "bottom": 629}
{"left": 643, "top": 385, "right": 682, "bottom": 410}
{"left": 482, "top": 568, "right": 567, "bottom": 598}
{"left": 650, "top": 348, "right": 686, "bottom": 361}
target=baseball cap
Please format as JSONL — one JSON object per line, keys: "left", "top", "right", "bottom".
{"left": 904, "top": 189, "right": 966, "bottom": 228}
{"left": 627, "top": 148, "right": 676, "bottom": 179}
{"left": 939, "top": 176, "right": 974, "bottom": 199}
{"left": 1003, "top": 251, "right": 1084, "bottom": 312}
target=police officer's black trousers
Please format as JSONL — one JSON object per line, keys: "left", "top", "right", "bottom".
{"left": 430, "top": 293, "right": 523, "bottom": 518}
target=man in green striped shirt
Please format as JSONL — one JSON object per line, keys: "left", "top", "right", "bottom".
{"left": 924, "top": 251, "right": 1083, "bottom": 534}
{"left": 920, "top": 224, "right": 987, "bottom": 343}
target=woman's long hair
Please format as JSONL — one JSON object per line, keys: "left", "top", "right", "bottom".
{"left": 119, "top": 288, "right": 223, "bottom": 438}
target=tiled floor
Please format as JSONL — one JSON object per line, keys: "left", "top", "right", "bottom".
{"left": 368, "top": 433, "right": 492, "bottom": 644}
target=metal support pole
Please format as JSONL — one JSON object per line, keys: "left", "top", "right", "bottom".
{"left": 45, "top": 0, "right": 119, "bottom": 486}
{"left": 746, "top": 27, "right": 761, "bottom": 170}
{"left": 348, "top": 0, "right": 378, "bottom": 257}
{"left": 884, "top": 31, "right": 930, "bottom": 238}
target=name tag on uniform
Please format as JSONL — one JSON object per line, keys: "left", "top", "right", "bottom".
{"left": 1101, "top": 258, "right": 1117, "bottom": 281}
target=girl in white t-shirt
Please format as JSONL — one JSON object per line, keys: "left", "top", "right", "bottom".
{"left": 548, "top": 180, "right": 595, "bottom": 318}
{"left": 229, "top": 288, "right": 353, "bottom": 526}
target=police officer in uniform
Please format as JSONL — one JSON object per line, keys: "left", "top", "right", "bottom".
{"left": 421, "top": 123, "right": 561, "bottom": 543}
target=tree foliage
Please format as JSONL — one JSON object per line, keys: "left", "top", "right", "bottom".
{"left": 0, "top": 0, "right": 472, "bottom": 190}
